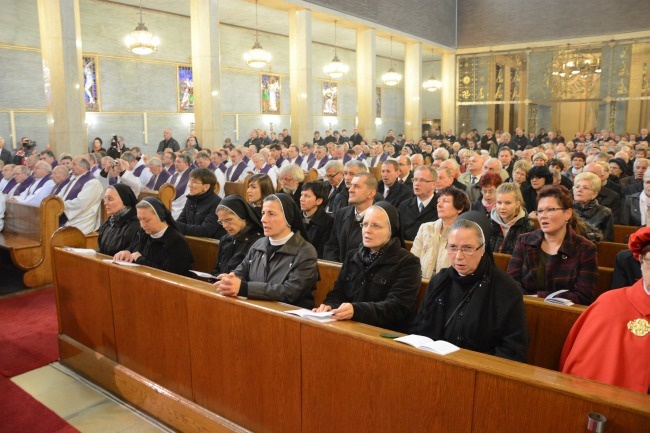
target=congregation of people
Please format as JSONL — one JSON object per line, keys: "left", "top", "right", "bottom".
{"left": 1, "top": 124, "right": 649, "bottom": 394}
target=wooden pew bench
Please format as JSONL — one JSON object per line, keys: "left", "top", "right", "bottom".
{"left": 0, "top": 196, "right": 63, "bottom": 287}
{"left": 52, "top": 248, "right": 650, "bottom": 433}
{"left": 613, "top": 224, "right": 638, "bottom": 244}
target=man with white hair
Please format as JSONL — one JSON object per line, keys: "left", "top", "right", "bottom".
{"left": 16, "top": 160, "right": 55, "bottom": 206}
{"left": 439, "top": 159, "right": 467, "bottom": 191}
{"left": 144, "top": 157, "right": 171, "bottom": 191}
{"left": 250, "top": 152, "right": 277, "bottom": 187}
{"left": 58, "top": 156, "right": 103, "bottom": 234}
{"left": 482, "top": 157, "right": 510, "bottom": 182}
{"left": 7, "top": 165, "right": 34, "bottom": 198}
{"left": 157, "top": 127, "right": 180, "bottom": 152}
{"left": 410, "top": 154, "right": 424, "bottom": 169}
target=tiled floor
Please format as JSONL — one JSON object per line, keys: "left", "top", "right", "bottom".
{"left": 11, "top": 363, "right": 173, "bottom": 433}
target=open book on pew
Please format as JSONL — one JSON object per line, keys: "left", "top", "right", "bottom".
{"left": 284, "top": 309, "right": 335, "bottom": 323}
{"left": 190, "top": 270, "right": 218, "bottom": 280}
{"left": 394, "top": 335, "right": 460, "bottom": 355}
{"left": 64, "top": 247, "right": 96, "bottom": 255}
{"left": 544, "top": 289, "right": 574, "bottom": 306}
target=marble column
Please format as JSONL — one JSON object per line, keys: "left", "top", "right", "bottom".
{"left": 37, "top": 0, "right": 86, "bottom": 155}
{"left": 356, "top": 28, "right": 376, "bottom": 141}
{"left": 190, "top": 0, "right": 222, "bottom": 149}
{"left": 440, "top": 53, "right": 457, "bottom": 133}
{"left": 404, "top": 42, "right": 422, "bottom": 142}
{"left": 289, "top": 9, "right": 313, "bottom": 147}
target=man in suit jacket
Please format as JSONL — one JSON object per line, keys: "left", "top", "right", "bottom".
{"left": 323, "top": 160, "right": 345, "bottom": 214}
{"left": 323, "top": 173, "right": 377, "bottom": 263}
{"left": 0, "top": 137, "right": 11, "bottom": 165}
{"left": 622, "top": 169, "right": 650, "bottom": 226}
{"left": 300, "top": 181, "right": 333, "bottom": 258}
{"left": 396, "top": 155, "right": 414, "bottom": 185}
{"left": 399, "top": 166, "right": 439, "bottom": 241}
{"left": 376, "top": 160, "right": 413, "bottom": 208}
{"left": 619, "top": 158, "right": 648, "bottom": 195}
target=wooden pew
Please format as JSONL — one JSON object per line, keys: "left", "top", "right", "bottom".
{"left": 596, "top": 241, "right": 628, "bottom": 268}
{"left": 53, "top": 249, "right": 650, "bottom": 433}
{"left": 138, "top": 183, "right": 175, "bottom": 210}
{"left": 368, "top": 165, "right": 381, "bottom": 181}
{"left": 185, "top": 236, "right": 219, "bottom": 274}
{"left": 304, "top": 168, "right": 319, "bottom": 182}
{"left": 613, "top": 224, "right": 637, "bottom": 244}
{"left": 0, "top": 196, "right": 63, "bottom": 287}
{"left": 224, "top": 181, "right": 246, "bottom": 197}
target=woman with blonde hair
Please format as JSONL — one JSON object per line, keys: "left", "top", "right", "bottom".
{"left": 489, "top": 183, "right": 537, "bottom": 254}
{"left": 512, "top": 159, "right": 531, "bottom": 187}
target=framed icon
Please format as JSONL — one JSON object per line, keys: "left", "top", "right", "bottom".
{"left": 323, "top": 81, "right": 337, "bottom": 116}
{"left": 178, "top": 65, "right": 194, "bottom": 112}
{"left": 262, "top": 74, "right": 281, "bottom": 113}
{"left": 82, "top": 56, "right": 99, "bottom": 111}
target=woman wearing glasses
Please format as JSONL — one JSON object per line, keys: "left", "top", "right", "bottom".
{"left": 572, "top": 172, "right": 613, "bottom": 242}
{"left": 411, "top": 187, "right": 471, "bottom": 279}
{"left": 314, "top": 201, "right": 422, "bottom": 332}
{"left": 411, "top": 211, "right": 529, "bottom": 362}
{"left": 212, "top": 195, "right": 264, "bottom": 276}
{"left": 471, "top": 172, "right": 502, "bottom": 218}
{"left": 508, "top": 185, "right": 598, "bottom": 305}
{"left": 175, "top": 168, "right": 224, "bottom": 239}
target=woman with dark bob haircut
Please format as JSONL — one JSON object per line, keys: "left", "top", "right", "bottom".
{"left": 507, "top": 185, "right": 597, "bottom": 305}
{"left": 522, "top": 165, "right": 554, "bottom": 217}
{"left": 411, "top": 187, "right": 471, "bottom": 279}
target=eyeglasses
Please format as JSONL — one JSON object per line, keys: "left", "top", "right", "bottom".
{"left": 189, "top": 180, "right": 204, "bottom": 186}
{"left": 279, "top": 177, "right": 294, "bottom": 183}
{"left": 413, "top": 178, "right": 435, "bottom": 183}
{"left": 217, "top": 218, "right": 236, "bottom": 226}
{"left": 445, "top": 243, "right": 484, "bottom": 256}
{"left": 536, "top": 207, "right": 565, "bottom": 215}
{"left": 360, "top": 222, "right": 387, "bottom": 230}
{"left": 481, "top": 189, "right": 497, "bottom": 195}
{"left": 326, "top": 172, "right": 341, "bottom": 179}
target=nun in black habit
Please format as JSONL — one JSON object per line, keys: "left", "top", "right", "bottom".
{"left": 212, "top": 195, "right": 264, "bottom": 275}
{"left": 114, "top": 196, "right": 194, "bottom": 277}
{"left": 214, "top": 193, "right": 319, "bottom": 309}
{"left": 410, "top": 211, "right": 529, "bottom": 362}
{"left": 315, "top": 201, "right": 422, "bottom": 333}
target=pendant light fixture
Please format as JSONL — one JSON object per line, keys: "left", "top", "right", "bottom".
{"left": 124, "top": 0, "right": 160, "bottom": 55}
{"left": 422, "top": 49, "right": 442, "bottom": 92}
{"left": 323, "top": 20, "right": 349, "bottom": 79}
{"left": 381, "top": 36, "right": 402, "bottom": 86}
{"left": 243, "top": 0, "right": 271, "bottom": 69}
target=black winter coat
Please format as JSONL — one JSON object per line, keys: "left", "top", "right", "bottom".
{"left": 129, "top": 227, "right": 194, "bottom": 276}
{"left": 411, "top": 257, "right": 529, "bottom": 362}
{"left": 398, "top": 196, "right": 438, "bottom": 241}
{"left": 305, "top": 207, "right": 333, "bottom": 258}
{"left": 98, "top": 207, "right": 140, "bottom": 256}
{"left": 323, "top": 205, "right": 362, "bottom": 263}
{"left": 212, "top": 225, "right": 264, "bottom": 275}
{"left": 575, "top": 199, "right": 613, "bottom": 242}
{"left": 489, "top": 216, "right": 537, "bottom": 254}
{"left": 176, "top": 191, "right": 224, "bottom": 238}
{"left": 323, "top": 239, "right": 422, "bottom": 333}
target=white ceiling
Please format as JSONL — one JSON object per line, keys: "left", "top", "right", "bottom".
{"left": 106, "top": 0, "right": 441, "bottom": 61}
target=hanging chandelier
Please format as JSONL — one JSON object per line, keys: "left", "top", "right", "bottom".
{"left": 243, "top": 0, "right": 271, "bottom": 68}
{"left": 381, "top": 37, "right": 402, "bottom": 86}
{"left": 422, "top": 49, "right": 442, "bottom": 92}
{"left": 124, "top": 0, "right": 160, "bottom": 55}
{"left": 324, "top": 20, "right": 349, "bottom": 79}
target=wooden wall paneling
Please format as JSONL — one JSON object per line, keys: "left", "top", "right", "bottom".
{"left": 109, "top": 266, "right": 193, "bottom": 399}
{"left": 186, "top": 236, "right": 219, "bottom": 274}
{"left": 186, "top": 292, "right": 302, "bottom": 433}
{"left": 300, "top": 324, "right": 475, "bottom": 433}
{"left": 53, "top": 248, "right": 117, "bottom": 360}
{"left": 523, "top": 298, "right": 584, "bottom": 371}
{"left": 473, "top": 372, "right": 650, "bottom": 433}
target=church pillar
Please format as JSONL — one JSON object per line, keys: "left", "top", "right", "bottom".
{"left": 356, "top": 28, "right": 376, "bottom": 141}
{"left": 289, "top": 9, "right": 313, "bottom": 147}
{"left": 440, "top": 52, "right": 457, "bottom": 133}
{"left": 404, "top": 42, "right": 423, "bottom": 142}
{"left": 190, "top": 0, "right": 222, "bottom": 149}
{"left": 37, "top": 0, "right": 86, "bottom": 155}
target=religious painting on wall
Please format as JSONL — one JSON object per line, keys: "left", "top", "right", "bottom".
{"left": 82, "top": 56, "right": 99, "bottom": 111}
{"left": 376, "top": 87, "right": 381, "bottom": 117}
{"left": 261, "top": 74, "right": 281, "bottom": 114}
{"left": 178, "top": 65, "right": 194, "bottom": 112}
{"left": 323, "top": 81, "right": 337, "bottom": 115}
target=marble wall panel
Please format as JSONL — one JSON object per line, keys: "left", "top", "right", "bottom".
{"left": 221, "top": 71, "right": 263, "bottom": 114}
{"left": 0, "top": 0, "right": 40, "bottom": 47}
{"left": 0, "top": 49, "right": 46, "bottom": 110}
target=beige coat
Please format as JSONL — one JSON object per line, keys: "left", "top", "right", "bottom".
{"left": 410, "top": 219, "right": 450, "bottom": 279}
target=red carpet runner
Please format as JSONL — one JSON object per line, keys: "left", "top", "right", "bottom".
{"left": 0, "top": 374, "right": 79, "bottom": 433}
{"left": 0, "top": 287, "right": 59, "bottom": 377}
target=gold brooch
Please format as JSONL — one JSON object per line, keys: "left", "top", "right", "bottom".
{"left": 627, "top": 318, "right": 650, "bottom": 337}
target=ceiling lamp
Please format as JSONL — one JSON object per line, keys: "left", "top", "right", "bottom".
{"left": 243, "top": 0, "right": 271, "bottom": 68}
{"left": 323, "top": 20, "right": 349, "bottom": 79}
{"left": 422, "top": 49, "right": 442, "bottom": 92}
{"left": 381, "top": 36, "right": 402, "bottom": 86}
{"left": 124, "top": 0, "right": 160, "bottom": 55}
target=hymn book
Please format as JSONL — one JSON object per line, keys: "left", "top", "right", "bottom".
{"left": 284, "top": 309, "right": 335, "bottom": 323}
{"left": 394, "top": 335, "right": 460, "bottom": 355}
{"left": 544, "top": 289, "right": 574, "bottom": 306}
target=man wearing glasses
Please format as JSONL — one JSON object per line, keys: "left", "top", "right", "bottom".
{"left": 175, "top": 168, "right": 223, "bottom": 239}
{"left": 399, "top": 166, "right": 439, "bottom": 241}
